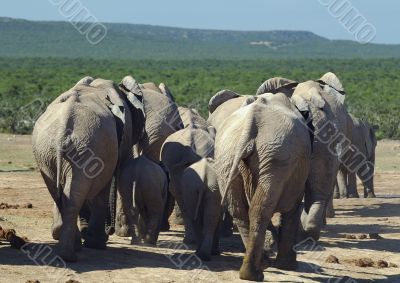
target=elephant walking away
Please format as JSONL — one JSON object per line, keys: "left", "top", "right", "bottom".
{"left": 334, "top": 115, "right": 378, "bottom": 199}
{"left": 215, "top": 93, "right": 312, "bottom": 281}
{"left": 118, "top": 155, "right": 168, "bottom": 245}
{"left": 32, "top": 76, "right": 145, "bottom": 261}
{"left": 180, "top": 158, "right": 221, "bottom": 261}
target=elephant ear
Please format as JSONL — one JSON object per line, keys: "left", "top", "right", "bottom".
{"left": 256, "top": 77, "right": 298, "bottom": 96}
{"left": 74, "top": 76, "right": 94, "bottom": 87}
{"left": 318, "top": 72, "right": 346, "bottom": 104}
{"left": 119, "top": 76, "right": 145, "bottom": 118}
{"left": 240, "top": 96, "right": 257, "bottom": 107}
{"left": 208, "top": 89, "right": 241, "bottom": 114}
{"left": 158, "top": 83, "right": 176, "bottom": 102}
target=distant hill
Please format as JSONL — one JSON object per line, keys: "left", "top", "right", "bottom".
{"left": 1, "top": 17, "right": 400, "bottom": 59}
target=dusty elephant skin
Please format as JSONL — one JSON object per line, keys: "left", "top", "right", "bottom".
{"left": 32, "top": 76, "right": 145, "bottom": 262}
{"left": 180, "top": 157, "right": 221, "bottom": 261}
{"left": 296, "top": 73, "right": 352, "bottom": 242}
{"left": 161, "top": 107, "right": 216, "bottom": 244}
{"left": 214, "top": 93, "right": 312, "bottom": 281}
{"left": 114, "top": 82, "right": 182, "bottom": 237}
{"left": 118, "top": 155, "right": 168, "bottom": 245}
{"left": 334, "top": 114, "right": 378, "bottom": 199}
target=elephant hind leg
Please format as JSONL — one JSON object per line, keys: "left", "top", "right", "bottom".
{"left": 239, "top": 183, "right": 277, "bottom": 282}
{"left": 58, "top": 174, "right": 91, "bottom": 262}
{"left": 39, "top": 171, "right": 62, "bottom": 240}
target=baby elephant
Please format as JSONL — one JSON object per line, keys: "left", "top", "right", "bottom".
{"left": 181, "top": 158, "right": 221, "bottom": 261}
{"left": 118, "top": 155, "right": 168, "bottom": 245}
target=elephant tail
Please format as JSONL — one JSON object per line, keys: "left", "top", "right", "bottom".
{"left": 219, "top": 116, "right": 255, "bottom": 205}
{"left": 55, "top": 144, "right": 63, "bottom": 208}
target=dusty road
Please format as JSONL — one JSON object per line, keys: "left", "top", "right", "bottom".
{"left": 0, "top": 135, "right": 399, "bottom": 282}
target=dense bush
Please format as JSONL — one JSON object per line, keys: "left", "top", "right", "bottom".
{"left": 0, "top": 58, "right": 398, "bottom": 138}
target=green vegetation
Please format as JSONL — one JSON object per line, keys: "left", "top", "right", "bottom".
{"left": 1, "top": 17, "right": 400, "bottom": 59}
{"left": 0, "top": 57, "right": 399, "bottom": 139}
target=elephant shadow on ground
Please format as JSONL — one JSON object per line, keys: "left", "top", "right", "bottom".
{"left": 323, "top": 201, "right": 400, "bottom": 254}
{"left": 0, "top": 233, "right": 243, "bottom": 274}
{"left": 335, "top": 202, "right": 400, "bottom": 218}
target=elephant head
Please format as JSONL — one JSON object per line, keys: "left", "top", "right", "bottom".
{"left": 119, "top": 76, "right": 146, "bottom": 146}
{"left": 256, "top": 77, "right": 298, "bottom": 96}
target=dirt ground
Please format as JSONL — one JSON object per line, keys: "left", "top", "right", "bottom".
{"left": 0, "top": 134, "right": 399, "bottom": 283}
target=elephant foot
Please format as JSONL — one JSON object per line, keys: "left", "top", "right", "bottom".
{"left": 58, "top": 248, "right": 77, "bottom": 262}
{"left": 348, "top": 194, "right": 359, "bottom": 198}
{"left": 144, "top": 235, "right": 157, "bottom": 246}
{"left": 274, "top": 257, "right": 298, "bottom": 271}
{"left": 196, "top": 249, "right": 211, "bottom": 261}
{"left": 239, "top": 261, "right": 264, "bottom": 282}
{"left": 365, "top": 192, "right": 376, "bottom": 198}
{"left": 83, "top": 235, "right": 107, "bottom": 250}
{"left": 51, "top": 224, "right": 61, "bottom": 241}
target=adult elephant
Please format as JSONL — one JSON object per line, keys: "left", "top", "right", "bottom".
{"left": 160, "top": 107, "right": 216, "bottom": 243}
{"left": 215, "top": 93, "right": 312, "bottom": 281}
{"left": 294, "top": 73, "right": 352, "bottom": 241}
{"left": 334, "top": 115, "right": 378, "bottom": 198}
{"left": 210, "top": 74, "right": 352, "bottom": 243}
{"left": 115, "top": 80, "right": 182, "bottom": 236}
{"left": 32, "top": 76, "right": 145, "bottom": 261}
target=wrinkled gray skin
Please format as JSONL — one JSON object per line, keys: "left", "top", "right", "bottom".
{"left": 161, "top": 108, "right": 216, "bottom": 244}
{"left": 257, "top": 75, "right": 352, "bottom": 242}
{"left": 180, "top": 158, "right": 221, "bottom": 261}
{"left": 296, "top": 73, "right": 352, "bottom": 242}
{"left": 118, "top": 155, "right": 167, "bottom": 245}
{"left": 334, "top": 115, "right": 378, "bottom": 199}
{"left": 32, "top": 76, "right": 145, "bottom": 262}
{"left": 115, "top": 82, "right": 182, "bottom": 237}
{"left": 215, "top": 93, "right": 311, "bottom": 281}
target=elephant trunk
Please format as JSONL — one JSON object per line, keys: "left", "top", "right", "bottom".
{"left": 105, "top": 174, "right": 117, "bottom": 235}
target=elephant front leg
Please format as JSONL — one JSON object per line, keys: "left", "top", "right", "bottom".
{"left": 347, "top": 172, "right": 359, "bottom": 198}
{"left": 337, "top": 168, "right": 350, "bottom": 198}
{"left": 84, "top": 185, "right": 111, "bottom": 250}
{"left": 160, "top": 191, "right": 175, "bottom": 231}
{"left": 115, "top": 193, "right": 130, "bottom": 237}
{"left": 52, "top": 202, "right": 62, "bottom": 240}
{"left": 196, "top": 196, "right": 220, "bottom": 261}
{"left": 275, "top": 204, "right": 301, "bottom": 271}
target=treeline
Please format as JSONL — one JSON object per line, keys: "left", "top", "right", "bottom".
{"left": 0, "top": 58, "right": 399, "bottom": 138}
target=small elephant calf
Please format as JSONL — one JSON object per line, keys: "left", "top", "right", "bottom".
{"left": 118, "top": 155, "right": 168, "bottom": 245}
{"left": 180, "top": 158, "right": 221, "bottom": 261}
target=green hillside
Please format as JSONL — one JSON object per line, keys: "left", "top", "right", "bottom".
{"left": 1, "top": 17, "right": 400, "bottom": 59}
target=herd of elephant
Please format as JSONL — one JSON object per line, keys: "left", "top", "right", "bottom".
{"left": 31, "top": 72, "right": 378, "bottom": 281}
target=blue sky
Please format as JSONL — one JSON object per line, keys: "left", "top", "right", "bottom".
{"left": 1, "top": 0, "right": 398, "bottom": 44}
